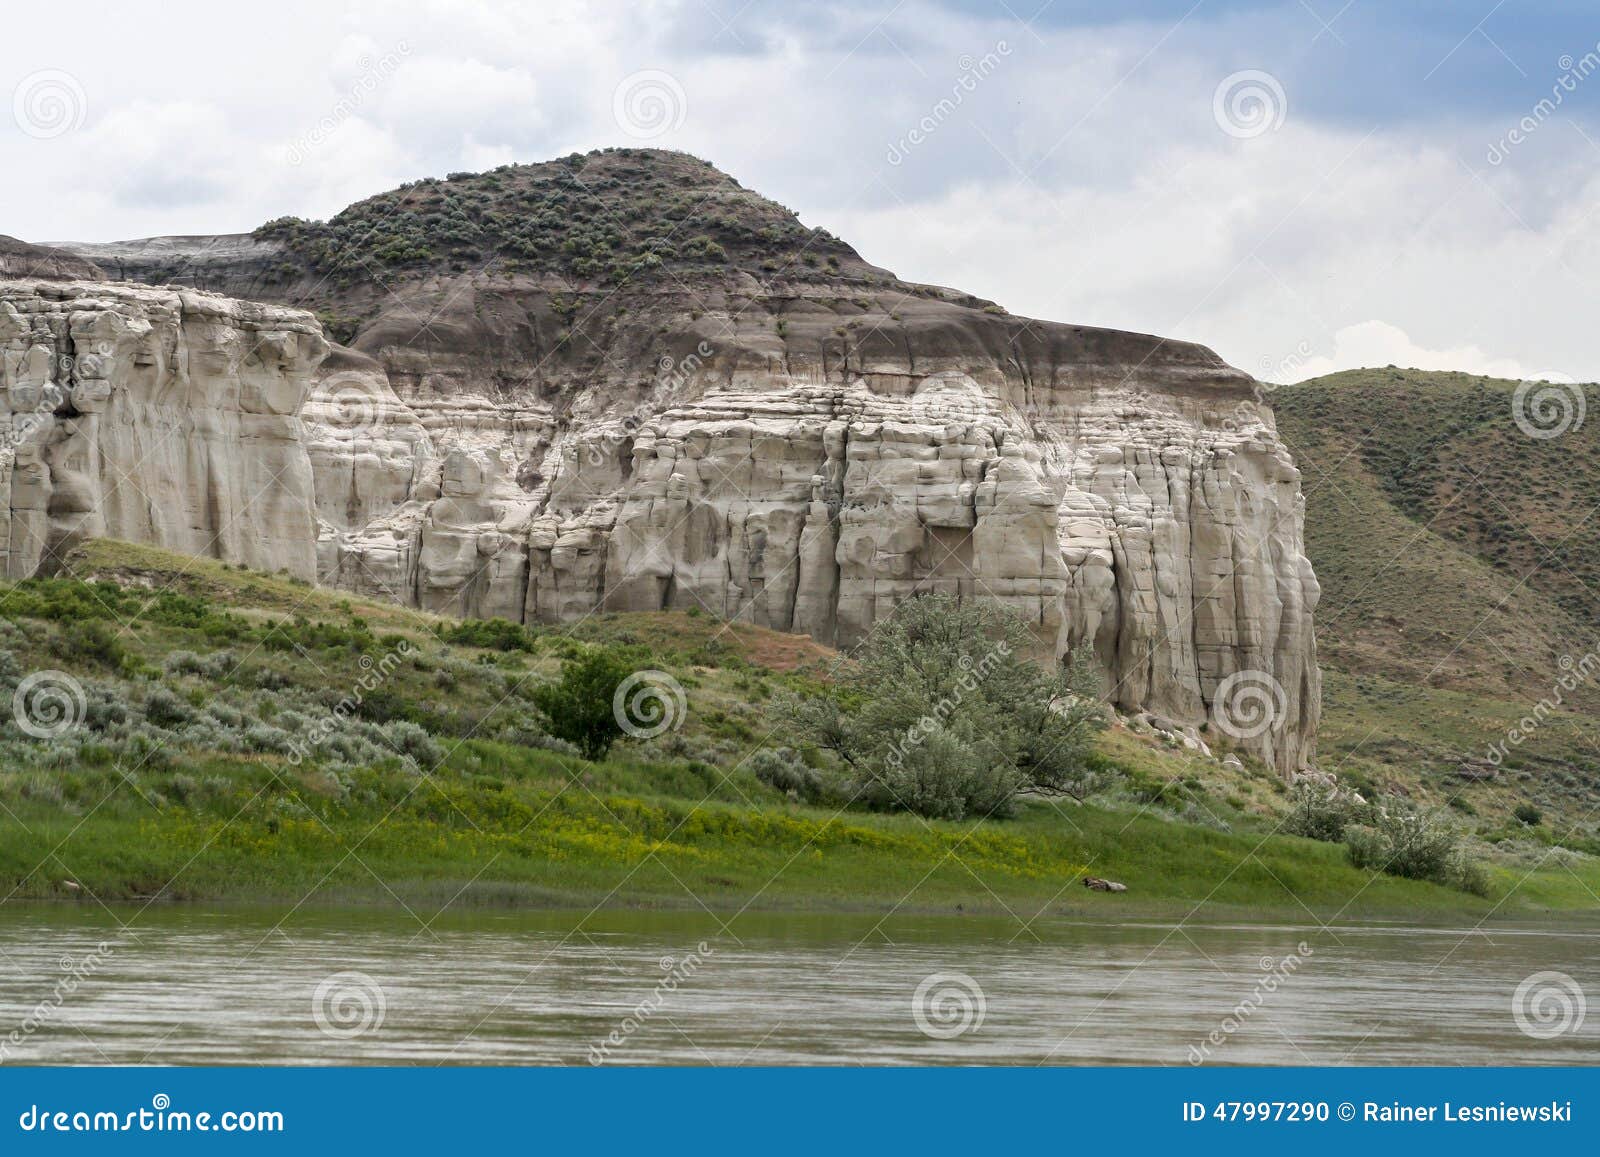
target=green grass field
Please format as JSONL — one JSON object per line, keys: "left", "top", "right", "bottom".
{"left": 0, "top": 540, "right": 1594, "bottom": 922}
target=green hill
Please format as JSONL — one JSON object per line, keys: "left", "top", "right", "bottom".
{"left": 1275, "top": 369, "right": 1600, "bottom": 849}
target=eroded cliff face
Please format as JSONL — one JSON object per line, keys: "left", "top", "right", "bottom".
{"left": 0, "top": 272, "right": 1318, "bottom": 773}
{"left": 26, "top": 146, "right": 1323, "bottom": 771}
{"left": 0, "top": 280, "right": 325, "bottom": 581}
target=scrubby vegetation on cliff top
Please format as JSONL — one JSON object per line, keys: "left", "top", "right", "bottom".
{"left": 0, "top": 540, "right": 1590, "bottom": 916}
{"left": 254, "top": 148, "right": 862, "bottom": 287}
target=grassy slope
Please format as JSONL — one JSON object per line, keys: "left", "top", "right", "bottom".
{"left": 1275, "top": 370, "right": 1600, "bottom": 850}
{"left": 0, "top": 541, "right": 1593, "bottom": 921}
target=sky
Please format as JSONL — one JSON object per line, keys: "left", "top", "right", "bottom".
{"left": 5, "top": 0, "right": 1600, "bottom": 382}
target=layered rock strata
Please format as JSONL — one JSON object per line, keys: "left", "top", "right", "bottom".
{"left": 0, "top": 275, "right": 1319, "bottom": 772}
{"left": 0, "top": 280, "right": 324, "bottom": 580}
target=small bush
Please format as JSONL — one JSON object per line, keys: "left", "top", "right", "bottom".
{"left": 165, "top": 650, "right": 238, "bottom": 680}
{"left": 437, "top": 618, "right": 537, "bottom": 652}
{"left": 381, "top": 720, "right": 444, "bottom": 768}
{"left": 856, "top": 730, "right": 1019, "bottom": 820}
{"left": 1345, "top": 801, "right": 1487, "bottom": 894}
{"left": 782, "top": 594, "right": 1107, "bottom": 820}
{"left": 142, "top": 687, "right": 196, "bottom": 730}
{"left": 1282, "top": 783, "right": 1356, "bottom": 842}
{"left": 253, "top": 668, "right": 292, "bottom": 691}
{"left": 52, "top": 621, "right": 131, "bottom": 671}
{"left": 748, "top": 747, "right": 827, "bottom": 802}
{"left": 1513, "top": 802, "right": 1543, "bottom": 826}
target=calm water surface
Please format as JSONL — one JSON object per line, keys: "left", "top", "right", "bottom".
{"left": 0, "top": 907, "right": 1595, "bottom": 1065}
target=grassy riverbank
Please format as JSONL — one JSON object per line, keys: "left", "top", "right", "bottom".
{"left": 0, "top": 541, "right": 1595, "bottom": 922}
{"left": 6, "top": 760, "right": 1596, "bottom": 920}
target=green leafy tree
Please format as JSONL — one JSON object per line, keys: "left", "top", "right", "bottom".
{"left": 783, "top": 594, "right": 1107, "bottom": 820}
{"left": 531, "top": 647, "right": 633, "bottom": 761}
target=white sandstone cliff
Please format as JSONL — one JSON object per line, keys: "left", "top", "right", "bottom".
{"left": 0, "top": 278, "right": 1319, "bottom": 773}
{"left": 0, "top": 279, "right": 324, "bottom": 581}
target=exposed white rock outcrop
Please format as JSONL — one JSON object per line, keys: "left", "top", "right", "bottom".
{"left": 0, "top": 278, "right": 1319, "bottom": 773}
{"left": 1, "top": 279, "right": 324, "bottom": 580}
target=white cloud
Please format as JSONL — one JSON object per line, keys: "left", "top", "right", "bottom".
{"left": 1278, "top": 320, "right": 1569, "bottom": 383}
{"left": 373, "top": 56, "right": 542, "bottom": 152}
{"left": 827, "top": 117, "right": 1600, "bottom": 383}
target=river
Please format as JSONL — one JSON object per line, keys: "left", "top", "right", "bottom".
{"left": 0, "top": 908, "right": 1594, "bottom": 1065}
